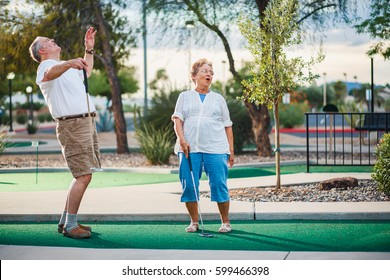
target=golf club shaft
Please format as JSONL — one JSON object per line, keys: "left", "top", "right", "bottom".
{"left": 83, "top": 68, "right": 101, "bottom": 170}
{"left": 188, "top": 153, "right": 206, "bottom": 233}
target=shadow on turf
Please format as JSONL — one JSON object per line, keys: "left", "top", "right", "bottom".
{"left": 227, "top": 229, "right": 337, "bottom": 251}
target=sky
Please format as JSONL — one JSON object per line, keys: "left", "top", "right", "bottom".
{"left": 124, "top": 2, "right": 389, "bottom": 99}
{"left": 127, "top": 26, "right": 389, "bottom": 99}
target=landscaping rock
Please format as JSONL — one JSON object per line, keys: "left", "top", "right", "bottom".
{"left": 317, "top": 177, "right": 359, "bottom": 191}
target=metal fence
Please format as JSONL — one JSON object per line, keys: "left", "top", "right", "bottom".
{"left": 305, "top": 112, "right": 390, "bottom": 173}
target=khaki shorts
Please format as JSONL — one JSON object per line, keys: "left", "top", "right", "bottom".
{"left": 56, "top": 117, "right": 101, "bottom": 178}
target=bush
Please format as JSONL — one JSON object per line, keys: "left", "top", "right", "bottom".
{"left": 136, "top": 122, "right": 174, "bottom": 165}
{"left": 37, "top": 113, "right": 53, "bottom": 123}
{"left": 20, "top": 102, "right": 44, "bottom": 111}
{"left": 16, "top": 113, "right": 27, "bottom": 125}
{"left": 143, "top": 89, "right": 181, "bottom": 143}
{"left": 0, "top": 112, "right": 10, "bottom": 125}
{"left": 278, "top": 102, "right": 309, "bottom": 128}
{"left": 96, "top": 110, "right": 114, "bottom": 132}
{"left": 372, "top": 133, "right": 390, "bottom": 196}
{"left": 27, "top": 120, "right": 39, "bottom": 134}
{"left": 46, "top": 113, "right": 53, "bottom": 122}
{"left": 37, "top": 114, "right": 46, "bottom": 123}
{"left": 227, "top": 99, "right": 253, "bottom": 153}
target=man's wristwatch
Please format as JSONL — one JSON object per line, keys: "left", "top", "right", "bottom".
{"left": 85, "top": 48, "right": 95, "bottom": 55}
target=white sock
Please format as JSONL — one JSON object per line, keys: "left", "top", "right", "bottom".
{"left": 64, "top": 213, "right": 78, "bottom": 232}
{"left": 58, "top": 210, "right": 67, "bottom": 225}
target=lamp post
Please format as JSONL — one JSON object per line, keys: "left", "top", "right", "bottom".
{"left": 343, "top": 72, "right": 347, "bottom": 97}
{"left": 26, "top": 86, "right": 33, "bottom": 123}
{"left": 185, "top": 20, "right": 194, "bottom": 89}
{"left": 370, "top": 57, "right": 374, "bottom": 112}
{"left": 222, "top": 60, "right": 226, "bottom": 97}
{"left": 7, "top": 72, "right": 15, "bottom": 132}
{"left": 322, "top": 72, "right": 326, "bottom": 107}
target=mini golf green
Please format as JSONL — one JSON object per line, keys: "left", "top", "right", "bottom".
{"left": 4, "top": 141, "right": 47, "bottom": 148}
{"left": 0, "top": 165, "right": 372, "bottom": 192}
{"left": 0, "top": 220, "right": 389, "bottom": 252}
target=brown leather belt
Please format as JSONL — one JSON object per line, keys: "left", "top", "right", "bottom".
{"left": 57, "top": 112, "right": 96, "bottom": 121}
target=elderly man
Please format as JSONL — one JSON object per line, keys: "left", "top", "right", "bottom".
{"left": 29, "top": 27, "right": 101, "bottom": 239}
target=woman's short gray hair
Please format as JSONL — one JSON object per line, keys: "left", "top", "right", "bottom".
{"left": 29, "top": 37, "right": 43, "bottom": 63}
{"left": 190, "top": 58, "right": 212, "bottom": 83}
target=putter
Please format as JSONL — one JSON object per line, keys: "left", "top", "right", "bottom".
{"left": 83, "top": 68, "right": 103, "bottom": 172}
{"left": 187, "top": 153, "right": 213, "bottom": 238}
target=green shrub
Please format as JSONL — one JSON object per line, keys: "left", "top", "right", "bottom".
{"left": 372, "top": 133, "right": 390, "bottom": 196}
{"left": 0, "top": 112, "right": 10, "bottom": 125}
{"left": 227, "top": 99, "right": 253, "bottom": 153}
{"left": 143, "top": 89, "right": 181, "bottom": 143}
{"left": 278, "top": 102, "right": 309, "bottom": 128}
{"left": 27, "top": 120, "right": 39, "bottom": 134}
{"left": 45, "top": 113, "right": 53, "bottom": 122}
{"left": 38, "top": 114, "right": 46, "bottom": 123}
{"left": 37, "top": 113, "right": 53, "bottom": 123}
{"left": 136, "top": 122, "right": 174, "bottom": 165}
{"left": 96, "top": 110, "right": 114, "bottom": 132}
{"left": 16, "top": 113, "right": 27, "bottom": 125}
{"left": 20, "top": 102, "right": 44, "bottom": 111}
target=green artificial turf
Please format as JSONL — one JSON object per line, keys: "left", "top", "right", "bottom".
{"left": 0, "top": 172, "right": 179, "bottom": 192}
{"left": 0, "top": 164, "right": 373, "bottom": 192}
{"left": 1, "top": 220, "right": 389, "bottom": 252}
{"left": 5, "top": 141, "right": 47, "bottom": 148}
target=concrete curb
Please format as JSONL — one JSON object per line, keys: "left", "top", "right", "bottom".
{"left": 1, "top": 211, "right": 390, "bottom": 222}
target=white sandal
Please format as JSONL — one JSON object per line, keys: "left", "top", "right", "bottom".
{"left": 185, "top": 223, "right": 199, "bottom": 233}
{"left": 218, "top": 223, "right": 232, "bottom": 233}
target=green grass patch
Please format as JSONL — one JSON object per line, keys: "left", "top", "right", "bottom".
{"left": 0, "top": 164, "right": 372, "bottom": 192}
{"left": 1, "top": 220, "right": 389, "bottom": 252}
{"left": 230, "top": 164, "right": 372, "bottom": 178}
{"left": 0, "top": 172, "right": 179, "bottom": 192}
{"left": 5, "top": 141, "right": 47, "bottom": 148}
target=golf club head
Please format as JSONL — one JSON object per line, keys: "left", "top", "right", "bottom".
{"left": 198, "top": 233, "right": 213, "bottom": 238}
{"left": 90, "top": 167, "right": 104, "bottom": 172}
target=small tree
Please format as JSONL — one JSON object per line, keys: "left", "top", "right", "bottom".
{"left": 238, "top": 0, "right": 323, "bottom": 189}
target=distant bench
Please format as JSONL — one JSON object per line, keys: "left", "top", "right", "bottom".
{"left": 355, "top": 113, "right": 390, "bottom": 132}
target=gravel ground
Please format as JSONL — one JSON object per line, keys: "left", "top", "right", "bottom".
{"left": 1, "top": 151, "right": 387, "bottom": 202}
{"left": 0, "top": 151, "right": 304, "bottom": 169}
{"left": 226, "top": 180, "right": 389, "bottom": 202}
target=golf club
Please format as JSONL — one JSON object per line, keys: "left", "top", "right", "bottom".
{"left": 83, "top": 68, "right": 103, "bottom": 172}
{"left": 187, "top": 153, "right": 213, "bottom": 238}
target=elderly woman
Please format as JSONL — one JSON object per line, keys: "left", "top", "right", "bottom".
{"left": 171, "top": 58, "right": 235, "bottom": 233}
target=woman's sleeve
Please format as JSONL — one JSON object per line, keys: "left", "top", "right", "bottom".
{"left": 171, "top": 93, "right": 184, "bottom": 121}
{"left": 221, "top": 98, "right": 233, "bottom": 127}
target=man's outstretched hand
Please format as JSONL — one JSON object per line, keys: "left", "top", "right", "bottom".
{"left": 84, "top": 27, "right": 97, "bottom": 50}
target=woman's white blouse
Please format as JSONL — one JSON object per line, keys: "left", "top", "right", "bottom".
{"left": 172, "top": 90, "right": 233, "bottom": 154}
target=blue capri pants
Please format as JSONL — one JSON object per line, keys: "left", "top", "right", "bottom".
{"left": 178, "top": 152, "right": 230, "bottom": 203}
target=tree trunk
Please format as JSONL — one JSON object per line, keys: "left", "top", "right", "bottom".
{"left": 273, "top": 101, "right": 281, "bottom": 190}
{"left": 245, "top": 102, "right": 272, "bottom": 157}
{"left": 93, "top": 1, "right": 129, "bottom": 154}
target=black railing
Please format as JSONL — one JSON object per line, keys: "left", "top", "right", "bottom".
{"left": 305, "top": 112, "right": 389, "bottom": 173}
